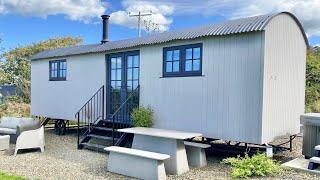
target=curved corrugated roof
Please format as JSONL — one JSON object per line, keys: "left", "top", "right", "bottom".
{"left": 31, "top": 12, "right": 308, "bottom": 60}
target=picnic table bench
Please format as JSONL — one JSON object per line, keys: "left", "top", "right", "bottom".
{"left": 118, "top": 127, "right": 202, "bottom": 175}
{"left": 105, "top": 146, "right": 170, "bottom": 180}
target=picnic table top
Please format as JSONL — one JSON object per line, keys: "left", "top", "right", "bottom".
{"left": 118, "top": 127, "right": 202, "bottom": 140}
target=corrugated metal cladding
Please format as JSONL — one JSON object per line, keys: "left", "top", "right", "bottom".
{"left": 31, "top": 12, "right": 308, "bottom": 60}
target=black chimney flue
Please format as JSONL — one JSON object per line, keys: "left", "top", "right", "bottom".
{"left": 101, "top": 15, "right": 110, "bottom": 44}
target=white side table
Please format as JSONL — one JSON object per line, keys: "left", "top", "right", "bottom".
{"left": 0, "top": 135, "right": 10, "bottom": 151}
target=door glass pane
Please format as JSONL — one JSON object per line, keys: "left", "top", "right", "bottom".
{"left": 127, "top": 80, "right": 132, "bottom": 90}
{"left": 111, "top": 70, "right": 116, "bottom": 80}
{"left": 116, "top": 81, "right": 121, "bottom": 89}
{"left": 116, "top": 70, "right": 121, "bottom": 80}
{"left": 127, "top": 69, "right": 132, "bottom": 80}
{"left": 185, "top": 60, "right": 192, "bottom": 71}
{"left": 133, "top": 80, "right": 138, "bottom": 89}
{"left": 133, "top": 68, "right": 139, "bottom": 79}
{"left": 111, "top": 81, "right": 116, "bottom": 88}
{"left": 133, "top": 56, "right": 139, "bottom": 67}
{"left": 127, "top": 56, "right": 133, "bottom": 68}
{"left": 116, "top": 57, "right": 122, "bottom": 68}
{"left": 111, "top": 58, "right": 117, "bottom": 69}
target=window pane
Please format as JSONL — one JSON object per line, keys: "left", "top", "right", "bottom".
{"left": 173, "top": 50, "right": 180, "bottom": 61}
{"left": 133, "top": 56, "right": 139, "bottom": 67}
{"left": 59, "top": 70, "right": 64, "bottom": 78}
{"left": 111, "top": 58, "right": 117, "bottom": 69}
{"left": 116, "top": 70, "right": 121, "bottom": 80}
{"left": 127, "top": 56, "right": 133, "bottom": 68}
{"left": 166, "top": 51, "right": 173, "bottom": 61}
{"left": 173, "top": 61, "right": 179, "bottom": 72}
{"left": 111, "top": 70, "right": 116, "bottom": 80}
{"left": 133, "top": 68, "right": 139, "bottom": 79}
{"left": 193, "top": 59, "right": 200, "bottom": 71}
{"left": 185, "top": 60, "right": 192, "bottom": 71}
{"left": 63, "top": 70, "right": 67, "bottom": 78}
{"left": 61, "top": 62, "right": 67, "bottom": 69}
{"left": 116, "top": 57, "right": 122, "bottom": 68}
{"left": 166, "top": 62, "right": 172, "bottom": 72}
{"left": 186, "top": 48, "right": 193, "bottom": 60}
{"left": 193, "top": 48, "right": 201, "bottom": 59}
{"left": 127, "top": 69, "right": 132, "bottom": 80}
{"left": 51, "top": 71, "right": 55, "bottom": 78}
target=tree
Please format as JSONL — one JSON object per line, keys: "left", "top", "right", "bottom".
{"left": 306, "top": 47, "right": 320, "bottom": 112}
{"left": 0, "top": 37, "right": 82, "bottom": 103}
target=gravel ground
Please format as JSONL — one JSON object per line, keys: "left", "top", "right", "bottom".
{"left": 0, "top": 130, "right": 319, "bottom": 180}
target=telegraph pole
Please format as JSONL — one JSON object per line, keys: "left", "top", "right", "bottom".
{"left": 128, "top": 11, "right": 152, "bottom": 37}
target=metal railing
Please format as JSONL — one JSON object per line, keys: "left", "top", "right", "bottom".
{"left": 75, "top": 85, "right": 104, "bottom": 147}
{"left": 110, "top": 85, "right": 140, "bottom": 145}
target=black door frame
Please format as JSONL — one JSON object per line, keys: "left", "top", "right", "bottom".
{"left": 105, "top": 50, "right": 140, "bottom": 119}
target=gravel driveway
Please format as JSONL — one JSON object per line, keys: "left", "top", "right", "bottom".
{"left": 0, "top": 130, "right": 319, "bottom": 180}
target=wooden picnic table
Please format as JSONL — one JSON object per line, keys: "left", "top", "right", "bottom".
{"left": 118, "top": 127, "right": 202, "bottom": 175}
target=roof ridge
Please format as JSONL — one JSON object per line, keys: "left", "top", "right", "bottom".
{"left": 31, "top": 12, "right": 307, "bottom": 60}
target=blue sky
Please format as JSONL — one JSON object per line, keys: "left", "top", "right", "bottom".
{"left": 0, "top": 0, "right": 319, "bottom": 50}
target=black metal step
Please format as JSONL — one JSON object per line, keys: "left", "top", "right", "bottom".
{"left": 93, "top": 126, "right": 114, "bottom": 132}
{"left": 80, "top": 142, "right": 106, "bottom": 152}
{"left": 99, "top": 119, "right": 112, "bottom": 123}
{"left": 87, "top": 134, "right": 118, "bottom": 141}
{"left": 99, "top": 119, "right": 131, "bottom": 125}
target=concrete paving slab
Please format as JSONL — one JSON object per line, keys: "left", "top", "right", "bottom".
{"left": 282, "top": 158, "right": 320, "bottom": 175}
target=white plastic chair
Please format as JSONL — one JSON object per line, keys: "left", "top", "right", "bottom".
{"left": 14, "top": 126, "right": 45, "bottom": 156}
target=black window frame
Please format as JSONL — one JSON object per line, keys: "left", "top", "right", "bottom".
{"left": 163, "top": 43, "right": 203, "bottom": 77}
{"left": 49, "top": 59, "right": 67, "bottom": 81}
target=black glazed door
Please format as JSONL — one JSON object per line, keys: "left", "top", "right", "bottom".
{"left": 107, "top": 51, "right": 139, "bottom": 122}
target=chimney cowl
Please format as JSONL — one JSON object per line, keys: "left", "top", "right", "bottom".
{"left": 101, "top": 15, "right": 110, "bottom": 44}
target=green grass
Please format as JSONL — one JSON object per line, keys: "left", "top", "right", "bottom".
{"left": 0, "top": 172, "right": 28, "bottom": 180}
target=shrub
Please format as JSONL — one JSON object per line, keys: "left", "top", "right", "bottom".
{"left": 131, "top": 107, "right": 153, "bottom": 127}
{"left": 222, "top": 153, "right": 282, "bottom": 179}
{"left": 311, "top": 100, "right": 320, "bottom": 112}
{"left": 0, "top": 99, "right": 30, "bottom": 118}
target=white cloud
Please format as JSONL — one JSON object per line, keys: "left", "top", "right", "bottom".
{"left": 127, "top": 0, "right": 320, "bottom": 38}
{"left": 110, "top": 0, "right": 173, "bottom": 32}
{"left": 0, "top": 0, "right": 106, "bottom": 23}
{"left": 226, "top": 0, "right": 320, "bottom": 38}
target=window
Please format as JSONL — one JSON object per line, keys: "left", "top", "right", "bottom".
{"left": 49, "top": 60, "right": 67, "bottom": 81}
{"left": 163, "top": 43, "right": 202, "bottom": 77}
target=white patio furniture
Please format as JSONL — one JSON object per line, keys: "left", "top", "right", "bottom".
{"left": 105, "top": 146, "right": 170, "bottom": 180}
{"left": 0, "top": 135, "right": 10, "bottom": 151}
{"left": 14, "top": 126, "right": 45, "bottom": 156}
{"left": 0, "top": 117, "right": 40, "bottom": 143}
{"left": 184, "top": 141, "right": 210, "bottom": 168}
{"left": 118, "top": 127, "right": 202, "bottom": 175}
{"left": 308, "top": 157, "right": 320, "bottom": 170}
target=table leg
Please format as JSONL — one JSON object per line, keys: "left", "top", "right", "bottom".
{"left": 132, "top": 134, "right": 189, "bottom": 175}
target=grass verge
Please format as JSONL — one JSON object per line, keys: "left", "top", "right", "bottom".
{"left": 0, "top": 171, "right": 27, "bottom": 180}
